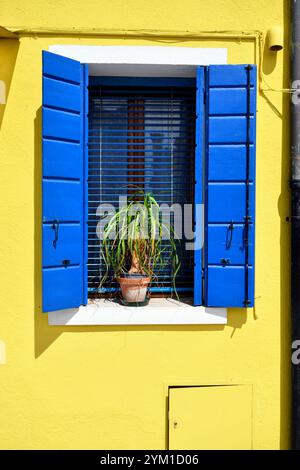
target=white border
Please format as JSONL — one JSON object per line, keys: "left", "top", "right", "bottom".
{"left": 48, "top": 299, "right": 227, "bottom": 326}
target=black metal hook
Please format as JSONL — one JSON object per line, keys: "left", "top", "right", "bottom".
{"left": 226, "top": 221, "right": 234, "bottom": 250}
{"left": 52, "top": 219, "right": 59, "bottom": 249}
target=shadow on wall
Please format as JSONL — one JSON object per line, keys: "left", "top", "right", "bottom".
{"left": 278, "top": 0, "right": 291, "bottom": 450}
{"left": 262, "top": 32, "right": 278, "bottom": 76}
{"left": 260, "top": 28, "right": 283, "bottom": 119}
{"left": 33, "top": 93, "right": 246, "bottom": 357}
{"left": 0, "top": 39, "right": 19, "bottom": 129}
{"left": 33, "top": 87, "right": 249, "bottom": 358}
{"left": 34, "top": 107, "right": 66, "bottom": 358}
{"left": 258, "top": 2, "right": 291, "bottom": 449}
{"left": 33, "top": 103, "right": 230, "bottom": 353}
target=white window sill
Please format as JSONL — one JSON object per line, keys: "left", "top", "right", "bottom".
{"left": 48, "top": 298, "right": 227, "bottom": 326}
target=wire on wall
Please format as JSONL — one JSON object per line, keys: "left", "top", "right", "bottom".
{"left": 4, "top": 25, "right": 294, "bottom": 95}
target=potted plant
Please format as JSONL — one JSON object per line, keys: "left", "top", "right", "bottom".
{"left": 100, "top": 191, "right": 180, "bottom": 305}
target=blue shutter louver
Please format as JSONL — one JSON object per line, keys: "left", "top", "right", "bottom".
{"left": 42, "top": 51, "right": 88, "bottom": 312}
{"left": 204, "top": 64, "right": 256, "bottom": 307}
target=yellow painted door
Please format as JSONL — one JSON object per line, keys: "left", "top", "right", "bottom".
{"left": 169, "top": 385, "right": 252, "bottom": 450}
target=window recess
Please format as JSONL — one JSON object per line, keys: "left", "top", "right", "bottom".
{"left": 87, "top": 80, "right": 196, "bottom": 296}
{"left": 41, "top": 51, "right": 257, "bottom": 313}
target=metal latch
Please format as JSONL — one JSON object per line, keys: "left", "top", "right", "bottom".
{"left": 220, "top": 258, "right": 230, "bottom": 266}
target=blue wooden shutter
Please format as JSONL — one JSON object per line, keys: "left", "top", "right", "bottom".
{"left": 194, "top": 67, "right": 205, "bottom": 306}
{"left": 42, "top": 51, "right": 88, "bottom": 312}
{"left": 204, "top": 65, "right": 256, "bottom": 307}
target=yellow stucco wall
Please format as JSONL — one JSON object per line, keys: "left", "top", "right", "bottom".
{"left": 0, "top": 0, "right": 291, "bottom": 449}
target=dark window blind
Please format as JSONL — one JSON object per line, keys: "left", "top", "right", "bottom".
{"left": 88, "top": 84, "right": 195, "bottom": 294}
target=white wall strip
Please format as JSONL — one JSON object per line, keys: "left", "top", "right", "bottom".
{"left": 49, "top": 45, "right": 227, "bottom": 65}
{"left": 49, "top": 45, "right": 227, "bottom": 77}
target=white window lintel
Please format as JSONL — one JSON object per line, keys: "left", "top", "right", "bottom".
{"left": 49, "top": 45, "right": 227, "bottom": 77}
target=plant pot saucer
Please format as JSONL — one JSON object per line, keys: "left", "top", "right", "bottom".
{"left": 119, "top": 297, "right": 150, "bottom": 307}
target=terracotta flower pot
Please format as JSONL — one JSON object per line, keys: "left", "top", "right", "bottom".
{"left": 117, "top": 275, "right": 150, "bottom": 303}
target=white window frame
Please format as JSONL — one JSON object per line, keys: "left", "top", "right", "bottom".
{"left": 47, "top": 45, "right": 228, "bottom": 326}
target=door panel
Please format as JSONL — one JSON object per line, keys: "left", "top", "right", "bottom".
{"left": 169, "top": 385, "right": 252, "bottom": 450}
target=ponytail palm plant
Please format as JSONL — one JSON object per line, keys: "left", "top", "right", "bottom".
{"left": 100, "top": 191, "right": 180, "bottom": 299}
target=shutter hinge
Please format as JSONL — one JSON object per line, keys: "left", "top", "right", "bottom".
{"left": 202, "top": 267, "right": 206, "bottom": 279}
{"left": 220, "top": 258, "right": 231, "bottom": 266}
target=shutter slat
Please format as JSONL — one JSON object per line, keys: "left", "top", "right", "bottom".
{"left": 204, "top": 64, "right": 256, "bottom": 307}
